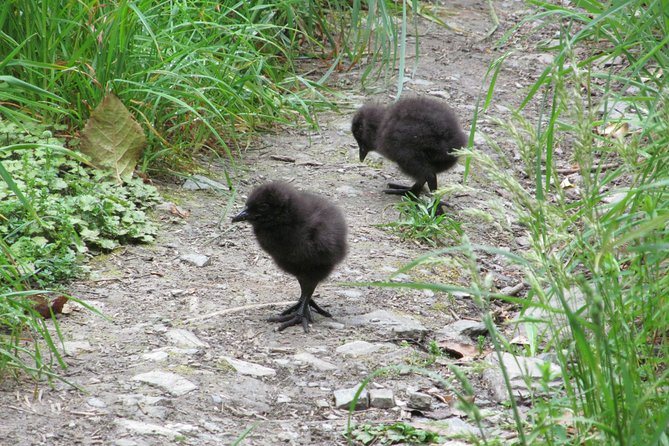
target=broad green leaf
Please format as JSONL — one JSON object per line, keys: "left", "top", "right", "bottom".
{"left": 79, "top": 94, "right": 146, "bottom": 183}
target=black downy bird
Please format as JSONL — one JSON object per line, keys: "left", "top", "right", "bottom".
{"left": 231, "top": 182, "right": 348, "bottom": 332}
{"left": 352, "top": 96, "right": 468, "bottom": 197}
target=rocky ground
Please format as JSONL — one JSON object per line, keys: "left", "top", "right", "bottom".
{"left": 0, "top": 1, "right": 571, "bottom": 445}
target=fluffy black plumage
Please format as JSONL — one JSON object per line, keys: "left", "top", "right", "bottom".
{"left": 352, "top": 96, "right": 468, "bottom": 196}
{"left": 231, "top": 182, "right": 348, "bottom": 332}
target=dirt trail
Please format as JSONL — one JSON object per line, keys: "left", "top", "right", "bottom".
{"left": 1, "top": 1, "right": 556, "bottom": 445}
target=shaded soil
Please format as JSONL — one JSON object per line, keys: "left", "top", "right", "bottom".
{"left": 0, "top": 1, "right": 563, "bottom": 445}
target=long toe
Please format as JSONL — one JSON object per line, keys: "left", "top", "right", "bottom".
{"left": 278, "top": 302, "right": 300, "bottom": 316}
{"left": 384, "top": 187, "right": 412, "bottom": 195}
{"left": 387, "top": 182, "right": 411, "bottom": 189}
{"left": 309, "top": 299, "right": 332, "bottom": 317}
{"left": 276, "top": 314, "right": 309, "bottom": 332}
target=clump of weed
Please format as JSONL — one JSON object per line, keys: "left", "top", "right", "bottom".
{"left": 379, "top": 195, "right": 463, "bottom": 247}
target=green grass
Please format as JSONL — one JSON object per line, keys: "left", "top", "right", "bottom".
{"left": 379, "top": 194, "right": 464, "bottom": 247}
{"left": 0, "top": 0, "right": 415, "bottom": 175}
{"left": 364, "top": 1, "right": 668, "bottom": 445}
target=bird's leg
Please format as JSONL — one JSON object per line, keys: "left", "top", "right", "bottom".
{"left": 427, "top": 174, "right": 438, "bottom": 192}
{"left": 268, "top": 279, "right": 325, "bottom": 332}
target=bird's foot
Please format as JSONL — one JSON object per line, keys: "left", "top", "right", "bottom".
{"left": 268, "top": 308, "right": 312, "bottom": 332}
{"left": 384, "top": 182, "right": 412, "bottom": 195}
{"left": 384, "top": 182, "right": 424, "bottom": 197}
{"left": 269, "top": 298, "right": 331, "bottom": 332}
{"left": 276, "top": 298, "right": 331, "bottom": 317}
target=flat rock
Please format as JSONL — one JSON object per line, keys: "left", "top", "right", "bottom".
{"left": 436, "top": 319, "right": 488, "bottom": 342}
{"left": 141, "top": 350, "right": 169, "bottom": 362}
{"left": 369, "top": 388, "right": 395, "bottom": 409}
{"left": 182, "top": 174, "right": 228, "bottom": 191}
{"left": 483, "top": 352, "right": 562, "bottom": 402}
{"left": 293, "top": 352, "right": 337, "bottom": 371}
{"left": 408, "top": 391, "right": 432, "bottom": 410}
{"left": 216, "top": 375, "right": 273, "bottom": 414}
{"left": 62, "top": 340, "right": 94, "bottom": 356}
{"left": 115, "top": 419, "right": 196, "bottom": 439}
{"left": 220, "top": 356, "right": 276, "bottom": 377}
{"left": 334, "top": 385, "right": 369, "bottom": 410}
{"left": 179, "top": 253, "right": 210, "bottom": 267}
{"left": 342, "top": 309, "right": 428, "bottom": 340}
{"left": 336, "top": 340, "right": 389, "bottom": 357}
{"left": 165, "top": 328, "right": 209, "bottom": 348}
{"left": 335, "top": 185, "right": 360, "bottom": 197}
{"left": 131, "top": 370, "right": 197, "bottom": 396}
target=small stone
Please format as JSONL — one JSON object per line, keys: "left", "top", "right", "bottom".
{"left": 293, "top": 352, "right": 337, "bottom": 371}
{"left": 211, "top": 394, "right": 223, "bottom": 408}
{"left": 141, "top": 350, "right": 169, "bottom": 362}
{"left": 182, "top": 174, "right": 228, "bottom": 191}
{"left": 114, "top": 440, "right": 138, "bottom": 446}
{"left": 276, "top": 394, "right": 292, "bottom": 404}
{"left": 316, "top": 399, "right": 330, "bottom": 409}
{"left": 436, "top": 320, "right": 488, "bottom": 342}
{"left": 62, "top": 341, "right": 94, "bottom": 357}
{"left": 483, "top": 352, "right": 562, "bottom": 402}
{"left": 369, "top": 389, "right": 395, "bottom": 409}
{"left": 131, "top": 371, "right": 197, "bottom": 396}
{"left": 407, "top": 391, "right": 432, "bottom": 411}
{"left": 343, "top": 309, "right": 428, "bottom": 340}
{"left": 165, "top": 329, "right": 209, "bottom": 348}
{"left": 179, "top": 254, "right": 210, "bottom": 267}
{"left": 336, "top": 340, "right": 384, "bottom": 357}
{"left": 115, "top": 419, "right": 196, "bottom": 439}
{"left": 334, "top": 385, "right": 369, "bottom": 410}
{"left": 335, "top": 185, "right": 360, "bottom": 197}
{"left": 319, "top": 321, "right": 346, "bottom": 330}
{"left": 86, "top": 397, "right": 107, "bottom": 409}
{"left": 220, "top": 356, "right": 276, "bottom": 377}
{"left": 336, "top": 289, "right": 363, "bottom": 299}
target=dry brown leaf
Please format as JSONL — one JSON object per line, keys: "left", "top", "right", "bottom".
{"left": 437, "top": 340, "right": 480, "bottom": 360}
{"left": 29, "top": 295, "right": 69, "bottom": 319}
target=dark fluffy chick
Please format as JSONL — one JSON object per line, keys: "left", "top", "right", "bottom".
{"left": 231, "top": 182, "right": 348, "bottom": 332}
{"left": 352, "top": 96, "right": 468, "bottom": 196}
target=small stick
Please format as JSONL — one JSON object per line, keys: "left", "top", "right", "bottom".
{"left": 184, "top": 301, "right": 296, "bottom": 323}
{"left": 270, "top": 154, "right": 296, "bottom": 163}
{"left": 550, "top": 162, "right": 620, "bottom": 175}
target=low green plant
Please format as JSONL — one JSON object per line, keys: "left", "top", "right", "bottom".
{"left": 0, "top": 122, "right": 161, "bottom": 289}
{"left": 349, "top": 422, "right": 441, "bottom": 445}
{"left": 379, "top": 195, "right": 464, "bottom": 247}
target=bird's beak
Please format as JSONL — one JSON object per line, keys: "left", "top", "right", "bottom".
{"left": 359, "top": 148, "right": 369, "bottom": 162}
{"left": 231, "top": 207, "right": 250, "bottom": 223}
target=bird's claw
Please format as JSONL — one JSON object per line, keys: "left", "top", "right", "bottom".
{"left": 269, "top": 307, "right": 312, "bottom": 332}
{"left": 277, "top": 299, "right": 331, "bottom": 317}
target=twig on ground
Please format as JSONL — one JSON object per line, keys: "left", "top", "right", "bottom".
{"left": 184, "top": 301, "right": 295, "bottom": 323}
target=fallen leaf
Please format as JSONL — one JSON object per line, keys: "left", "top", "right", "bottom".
{"left": 602, "top": 122, "right": 630, "bottom": 138}
{"left": 29, "top": 295, "right": 69, "bottom": 319}
{"left": 169, "top": 203, "right": 190, "bottom": 218}
{"left": 79, "top": 94, "right": 147, "bottom": 183}
{"left": 437, "top": 340, "right": 480, "bottom": 360}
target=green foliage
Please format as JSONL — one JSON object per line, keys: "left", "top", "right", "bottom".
{"left": 468, "top": 0, "right": 669, "bottom": 444}
{"left": 0, "top": 0, "right": 413, "bottom": 173}
{"left": 349, "top": 422, "right": 441, "bottom": 445}
{"left": 0, "top": 121, "right": 161, "bottom": 290}
{"left": 379, "top": 195, "right": 464, "bottom": 247}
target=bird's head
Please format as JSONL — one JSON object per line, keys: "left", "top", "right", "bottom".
{"left": 231, "top": 182, "right": 293, "bottom": 226}
{"left": 352, "top": 104, "right": 384, "bottom": 162}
